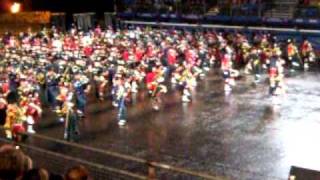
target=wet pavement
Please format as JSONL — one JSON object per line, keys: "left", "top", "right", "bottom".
{"left": 33, "top": 70, "right": 320, "bottom": 179}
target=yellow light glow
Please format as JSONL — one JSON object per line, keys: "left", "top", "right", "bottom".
{"left": 10, "top": 3, "right": 21, "bottom": 14}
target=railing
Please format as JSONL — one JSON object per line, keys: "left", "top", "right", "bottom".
{"left": 0, "top": 137, "right": 146, "bottom": 180}
{"left": 117, "top": 12, "right": 320, "bottom": 28}
{"left": 0, "top": 126, "right": 287, "bottom": 180}
{"left": 0, "top": 127, "right": 226, "bottom": 180}
{"left": 119, "top": 20, "right": 320, "bottom": 55}
{"left": 120, "top": 20, "right": 320, "bottom": 34}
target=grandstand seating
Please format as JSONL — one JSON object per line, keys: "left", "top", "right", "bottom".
{"left": 117, "top": 0, "right": 320, "bottom": 29}
{"left": 295, "top": 0, "right": 320, "bottom": 18}
{"left": 264, "top": 0, "right": 299, "bottom": 19}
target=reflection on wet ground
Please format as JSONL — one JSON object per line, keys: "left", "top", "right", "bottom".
{"left": 35, "top": 70, "right": 320, "bottom": 179}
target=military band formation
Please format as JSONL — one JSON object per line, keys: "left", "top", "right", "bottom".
{"left": 0, "top": 25, "right": 316, "bottom": 141}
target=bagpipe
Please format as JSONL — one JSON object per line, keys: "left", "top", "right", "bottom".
{"left": 179, "top": 68, "right": 193, "bottom": 83}
{"left": 55, "top": 100, "right": 74, "bottom": 117}
{"left": 56, "top": 85, "right": 71, "bottom": 103}
{"left": 36, "top": 72, "right": 46, "bottom": 86}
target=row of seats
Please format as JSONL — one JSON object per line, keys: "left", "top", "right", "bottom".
{"left": 120, "top": 0, "right": 320, "bottom": 18}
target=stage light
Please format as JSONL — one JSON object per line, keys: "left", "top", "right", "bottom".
{"left": 10, "top": 2, "right": 21, "bottom": 14}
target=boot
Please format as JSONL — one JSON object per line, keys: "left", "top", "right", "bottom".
{"left": 224, "top": 84, "right": 232, "bottom": 92}
{"left": 182, "top": 95, "right": 190, "bottom": 102}
{"left": 183, "top": 89, "right": 191, "bottom": 97}
{"left": 112, "top": 101, "right": 119, "bottom": 107}
{"left": 5, "top": 130, "right": 12, "bottom": 139}
{"left": 27, "top": 116, "right": 35, "bottom": 133}
{"left": 59, "top": 117, "right": 65, "bottom": 122}
{"left": 118, "top": 119, "right": 126, "bottom": 126}
{"left": 27, "top": 125, "right": 36, "bottom": 134}
{"left": 153, "top": 104, "right": 160, "bottom": 111}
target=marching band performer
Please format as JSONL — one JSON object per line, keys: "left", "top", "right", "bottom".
{"left": 287, "top": 39, "right": 301, "bottom": 72}
{"left": 24, "top": 93, "right": 42, "bottom": 134}
{"left": 56, "top": 82, "right": 72, "bottom": 122}
{"left": 114, "top": 75, "right": 130, "bottom": 126}
{"left": 0, "top": 26, "right": 317, "bottom": 139}
{"left": 94, "top": 69, "right": 108, "bottom": 101}
{"left": 0, "top": 92, "right": 7, "bottom": 126}
{"left": 268, "top": 49, "right": 285, "bottom": 96}
{"left": 46, "top": 68, "right": 60, "bottom": 109}
{"left": 57, "top": 99, "right": 79, "bottom": 141}
{"left": 301, "top": 39, "right": 315, "bottom": 70}
{"left": 5, "top": 92, "right": 26, "bottom": 141}
{"left": 245, "top": 48, "right": 262, "bottom": 83}
{"left": 146, "top": 66, "right": 168, "bottom": 110}
{"left": 221, "top": 47, "right": 237, "bottom": 92}
{"left": 179, "top": 64, "right": 195, "bottom": 103}
{"left": 73, "top": 72, "right": 90, "bottom": 117}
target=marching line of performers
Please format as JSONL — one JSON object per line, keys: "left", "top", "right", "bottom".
{"left": 0, "top": 26, "right": 317, "bottom": 141}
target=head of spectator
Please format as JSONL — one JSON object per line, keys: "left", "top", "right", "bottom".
{"left": 22, "top": 168, "right": 49, "bottom": 180}
{"left": 48, "top": 173, "right": 64, "bottom": 180}
{"left": 24, "top": 155, "right": 33, "bottom": 172}
{"left": 65, "top": 165, "right": 89, "bottom": 180}
{"left": 0, "top": 144, "right": 29, "bottom": 180}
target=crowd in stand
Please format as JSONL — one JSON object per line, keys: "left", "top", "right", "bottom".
{"left": 232, "top": 0, "right": 260, "bottom": 5}
{"left": 0, "top": 144, "right": 91, "bottom": 180}
{"left": 122, "top": 0, "right": 206, "bottom": 14}
{"left": 120, "top": 0, "right": 320, "bottom": 18}
{"left": 299, "top": 0, "right": 312, "bottom": 6}
{"left": 0, "top": 25, "right": 316, "bottom": 142}
{"left": 296, "top": 0, "right": 320, "bottom": 18}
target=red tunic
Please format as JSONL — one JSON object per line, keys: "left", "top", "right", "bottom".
{"left": 12, "top": 124, "right": 25, "bottom": 136}
{"left": 135, "top": 48, "right": 144, "bottom": 62}
{"left": 122, "top": 50, "right": 129, "bottom": 62}
{"left": 185, "top": 49, "right": 196, "bottom": 65}
{"left": 287, "top": 44, "right": 295, "bottom": 57}
{"left": 0, "top": 100, "right": 6, "bottom": 109}
{"left": 221, "top": 54, "right": 231, "bottom": 70}
{"left": 269, "top": 67, "right": 278, "bottom": 78}
{"left": 2, "top": 83, "right": 9, "bottom": 94}
{"left": 26, "top": 98, "right": 41, "bottom": 122}
{"left": 84, "top": 46, "right": 93, "bottom": 57}
{"left": 146, "top": 72, "right": 156, "bottom": 84}
{"left": 146, "top": 46, "right": 154, "bottom": 58}
{"left": 167, "top": 48, "right": 177, "bottom": 65}
{"left": 301, "top": 42, "right": 311, "bottom": 55}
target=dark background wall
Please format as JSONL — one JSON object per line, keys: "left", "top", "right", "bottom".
{"left": 0, "top": 0, "right": 116, "bottom": 28}
{"left": 31, "top": 0, "right": 114, "bottom": 13}
{"left": 0, "top": 0, "right": 115, "bottom": 14}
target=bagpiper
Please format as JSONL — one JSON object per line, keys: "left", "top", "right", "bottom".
{"left": 221, "top": 48, "right": 236, "bottom": 92}
{"left": 21, "top": 93, "right": 42, "bottom": 134}
{"left": 114, "top": 75, "right": 130, "bottom": 126}
{"left": 73, "top": 72, "right": 90, "bottom": 117}
{"left": 146, "top": 66, "right": 167, "bottom": 110}
{"left": 287, "top": 39, "right": 301, "bottom": 72}
{"left": 4, "top": 92, "right": 26, "bottom": 141}
{"left": 301, "top": 39, "right": 315, "bottom": 70}
{"left": 268, "top": 50, "right": 285, "bottom": 96}
{"left": 57, "top": 100, "right": 79, "bottom": 141}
